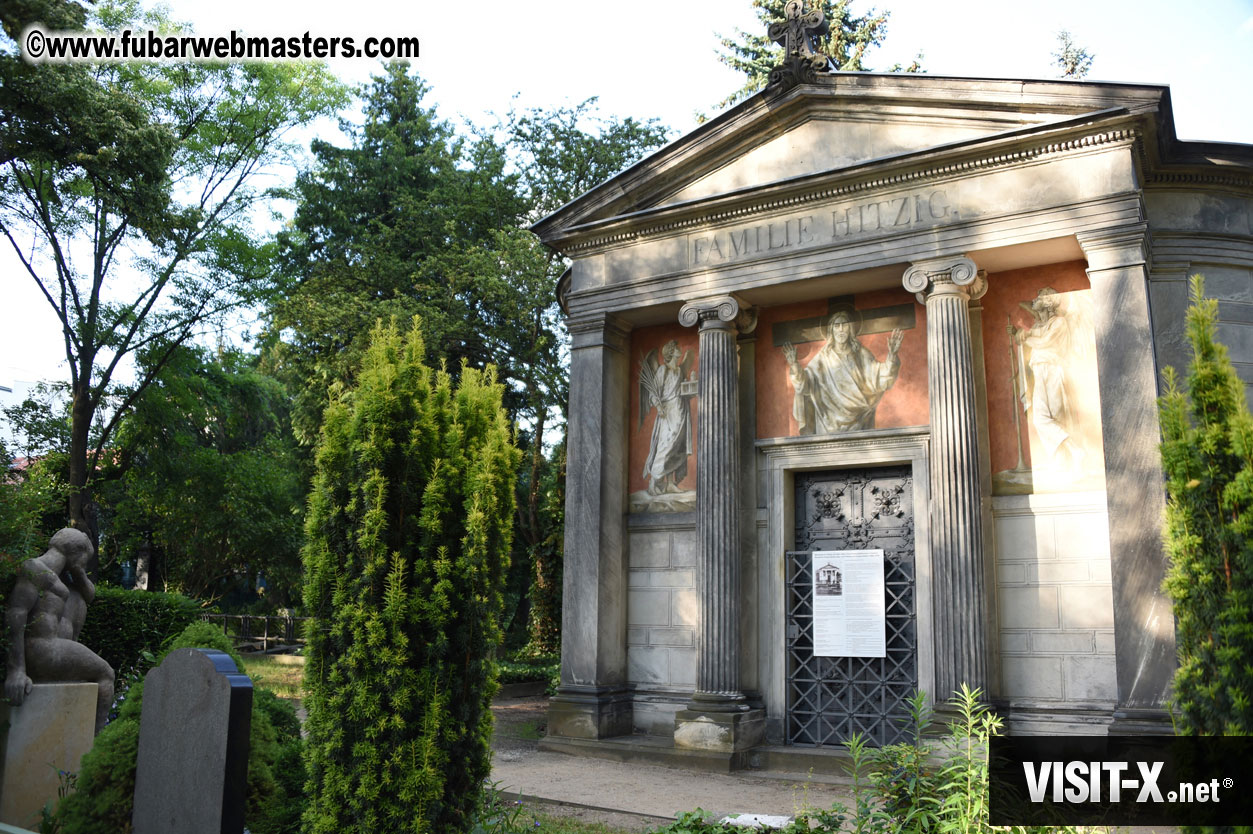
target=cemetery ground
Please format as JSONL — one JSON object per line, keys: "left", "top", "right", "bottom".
{"left": 233, "top": 654, "right": 853, "bottom": 832}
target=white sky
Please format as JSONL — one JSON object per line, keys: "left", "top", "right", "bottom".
{"left": 3, "top": 0, "right": 1252, "bottom": 420}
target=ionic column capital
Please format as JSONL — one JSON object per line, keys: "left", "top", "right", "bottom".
{"left": 679, "top": 295, "right": 758, "bottom": 334}
{"left": 902, "top": 256, "right": 987, "bottom": 304}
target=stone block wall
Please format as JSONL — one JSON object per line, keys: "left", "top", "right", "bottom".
{"left": 626, "top": 517, "right": 698, "bottom": 734}
{"left": 992, "top": 492, "right": 1116, "bottom": 716}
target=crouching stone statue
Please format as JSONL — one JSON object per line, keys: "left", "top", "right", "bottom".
{"left": 4, "top": 529, "right": 115, "bottom": 733}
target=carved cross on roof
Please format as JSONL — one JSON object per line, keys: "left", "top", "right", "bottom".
{"left": 766, "top": 0, "right": 832, "bottom": 91}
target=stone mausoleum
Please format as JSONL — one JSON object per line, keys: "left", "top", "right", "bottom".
{"left": 532, "top": 15, "right": 1253, "bottom": 769}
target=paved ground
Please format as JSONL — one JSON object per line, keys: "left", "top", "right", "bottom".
{"left": 490, "top": 696, "right": 854, "bottom": 830}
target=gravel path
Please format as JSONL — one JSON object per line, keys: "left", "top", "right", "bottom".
{"left": 489, "top": 696, "right": 854, "bottom": 828}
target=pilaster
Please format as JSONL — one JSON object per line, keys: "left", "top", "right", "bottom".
{"left": 1076, "top": 225, "right": 1175, "bottom": 734}
{"left": 903, "top": 255, "right": 989, "bottom": 699}
{"left": 549, "top": 312, "right": 633, "bottom": 739}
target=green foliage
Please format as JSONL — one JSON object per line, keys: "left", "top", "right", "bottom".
{"left": 0, "top": 442, "right": 70, "bottom": 673}
{"left": 1052, "top": 31, "right": 1094, "bottom": 79}
{"left": 268, "top": 63, "right": 527, "bottom": 448}
{"left": 76, "top": 586, "right": 201, "bottom": 675}
{"left": 0, "top": 440, "right": 68, "bottom": 559}
{"left": 302, "top": 318, "right": 520, "bottom": 834}
{"left": 99, "top": 345, "right": 305, "bottom": 604}
{"left": 497, "top": 653, "right": 560, "bottom": 693}
{"left": 1, "top": 0, "right": 346, "bottom": 531}
{"left": 56, "top": 719, "right": 140, "bottom": 834}
{"left": 714, "top": 0, "right": 918, "bottom": 111}
{"left": 1159, "top": 275, "right": 1253, "bottom": 735}
{"left": 58, "top": 620, "right": 303, "bottom": 834}
{"left": 486, "top": 102, "right": 666, "bottom": 654}
{"left": 649, "top": 686, "right": 1093, "bottom": 834}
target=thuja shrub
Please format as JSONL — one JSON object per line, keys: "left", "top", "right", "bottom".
{"left": 1159, "top": 275, "right": 1253, "bottom": 735}
{"left": 301, "top": 318, "right": 519, "bottom": 834}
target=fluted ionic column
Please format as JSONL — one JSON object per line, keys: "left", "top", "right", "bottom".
{"left": 903, "top": 256, "right": 988, "bottom": 698}
{"left": 678, "top": 295, "right": 757, "bottom": 711}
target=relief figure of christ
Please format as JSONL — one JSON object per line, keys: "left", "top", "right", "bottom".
{"left": 782, "top": 309, "right": 904, "bottom": 434}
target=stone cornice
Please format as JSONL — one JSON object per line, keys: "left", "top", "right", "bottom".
{"left": 552, "top": 119, "right": 1141, "bottom": 256}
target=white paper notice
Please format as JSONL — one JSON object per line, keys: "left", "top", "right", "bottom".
{"left": 811, "top": 550, "right": 886, "bottom": 658}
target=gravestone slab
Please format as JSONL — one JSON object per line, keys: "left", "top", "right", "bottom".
{"left": 722, "top": 814, "right": 794, "bottom": 829}
{"left": 0, "top": 682, "right": 96, "bottom": 829}
{"left": 132, "top": 648, "right": 252, "bottom": 834}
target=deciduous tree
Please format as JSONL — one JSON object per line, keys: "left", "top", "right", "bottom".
{"left": 98, "top": 345, "right": 304, "bottom": 603}
{"left": 0, "top": 0, "right": 344, "bottom": 535}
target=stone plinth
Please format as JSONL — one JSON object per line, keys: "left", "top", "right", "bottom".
{"left": 0, "top": 683, "right": 96, "bottom": 829}
{"left": 132, "top": 649, "right": 252, "bottom": 834}
{"left": 673, "top": 707, "right": 765, "bottom": 752}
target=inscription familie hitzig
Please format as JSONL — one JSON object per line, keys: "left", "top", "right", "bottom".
{"left": 690, "top": 188, "right": 955, "bottom": 266}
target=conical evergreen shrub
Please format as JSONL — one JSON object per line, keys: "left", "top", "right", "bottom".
{"left": 1159, "top": 275, "right": 1253, "bottom": 735}
{"left": 301, "top": 318, "right": 519, "bottom": 833}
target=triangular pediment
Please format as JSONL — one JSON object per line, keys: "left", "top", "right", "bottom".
{"left": 655, "top": 114, "right": 1045, "bottom": 207}
{"left": 532, "top": 74, "right": 1178, "bottom": 247}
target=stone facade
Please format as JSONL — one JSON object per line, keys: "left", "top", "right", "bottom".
{"left": 535, "top": 72, "right": 1253, "bottom": 762}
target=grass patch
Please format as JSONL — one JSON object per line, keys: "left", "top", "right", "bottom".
{"left": 531, "top": 811, "right": 636, "bottom": 833}
{"left": 240, "top": 654, "right": 305, "bottom": 699}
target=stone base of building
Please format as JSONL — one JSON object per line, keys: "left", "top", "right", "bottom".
{"left": 0, "top": 683, "right": 97, "bottom": 829}
{"left": 993, "top": 700, "right": 1116, "bottom": 736}
{"left": 546, "top": 685, "right": 633, "bottom": 740}
{"left": 673, "top": 706, "right": 766, "bottom": 753}
{"left": 1107, "top": 706, "right": 1173, "bottom": 735}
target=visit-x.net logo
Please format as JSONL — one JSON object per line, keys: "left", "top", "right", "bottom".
{"left": 989, "top": 736, "right": 1252, "bottom": 826}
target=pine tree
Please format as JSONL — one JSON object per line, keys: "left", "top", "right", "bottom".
{"left": 1159, "top": 275, "right": 1253, "bottom": 735}
{"left": 301, "top": 318, "right": 519, "bottom": 833}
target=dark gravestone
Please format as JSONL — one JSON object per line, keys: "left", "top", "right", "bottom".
{"left": 132, "top": 649, "right": 252, "bottom": 834}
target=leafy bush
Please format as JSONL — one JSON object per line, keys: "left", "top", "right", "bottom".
{"left": 497, "top": 653, "right": 560, "bottom": 693}
{"left": 58, "top": 621, "right": 304, "bottom": 834}
{"left": 302, "top": 318, "right": 519, "bottom": 834}
{"left": 1159, "top": 275, "right": 1253, "bottom": 735}
{"left": 649, "top": 686, "right": 1097, "bottom": 834}
{"left": 77, "top": 586, "right": 201, "bottom": 674}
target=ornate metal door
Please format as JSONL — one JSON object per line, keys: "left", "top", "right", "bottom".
{"left": 787, "top": 465, "right": 917, "bottom": 747}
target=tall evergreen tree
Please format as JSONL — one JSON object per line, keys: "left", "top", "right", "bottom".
{"left": 267, "top": 64, "right": 526, "bottom": 449}
{"left": 1159, "top": 275, "right": 1253, "bottom": 735}
{"left": 301, "top": 318, "right": 519, "bottom": 833}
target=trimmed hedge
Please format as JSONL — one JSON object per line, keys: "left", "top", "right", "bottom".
{"left": 78, "top": 587, "right": 201, "bottom": 674}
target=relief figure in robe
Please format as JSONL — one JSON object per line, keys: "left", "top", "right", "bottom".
{"left": 1006, "top": 287, "right": 1093, "bottom": 475}
{"left": 639, "top": 340, "right": 695, "bottom": 495}
{"left": 783, "top": 310, "right": 904, "bottom": 434}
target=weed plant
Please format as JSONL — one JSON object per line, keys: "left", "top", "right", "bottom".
{"left": 650, "top": 685, "right": 1107, "bottom": 834}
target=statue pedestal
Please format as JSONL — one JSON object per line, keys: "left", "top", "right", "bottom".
{"left": 0, "top": 683, "right": 97, "bottom": 829}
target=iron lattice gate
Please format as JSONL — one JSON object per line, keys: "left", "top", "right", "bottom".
{"left": 787, "top": 465, "right": 918, "bottom": 747}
